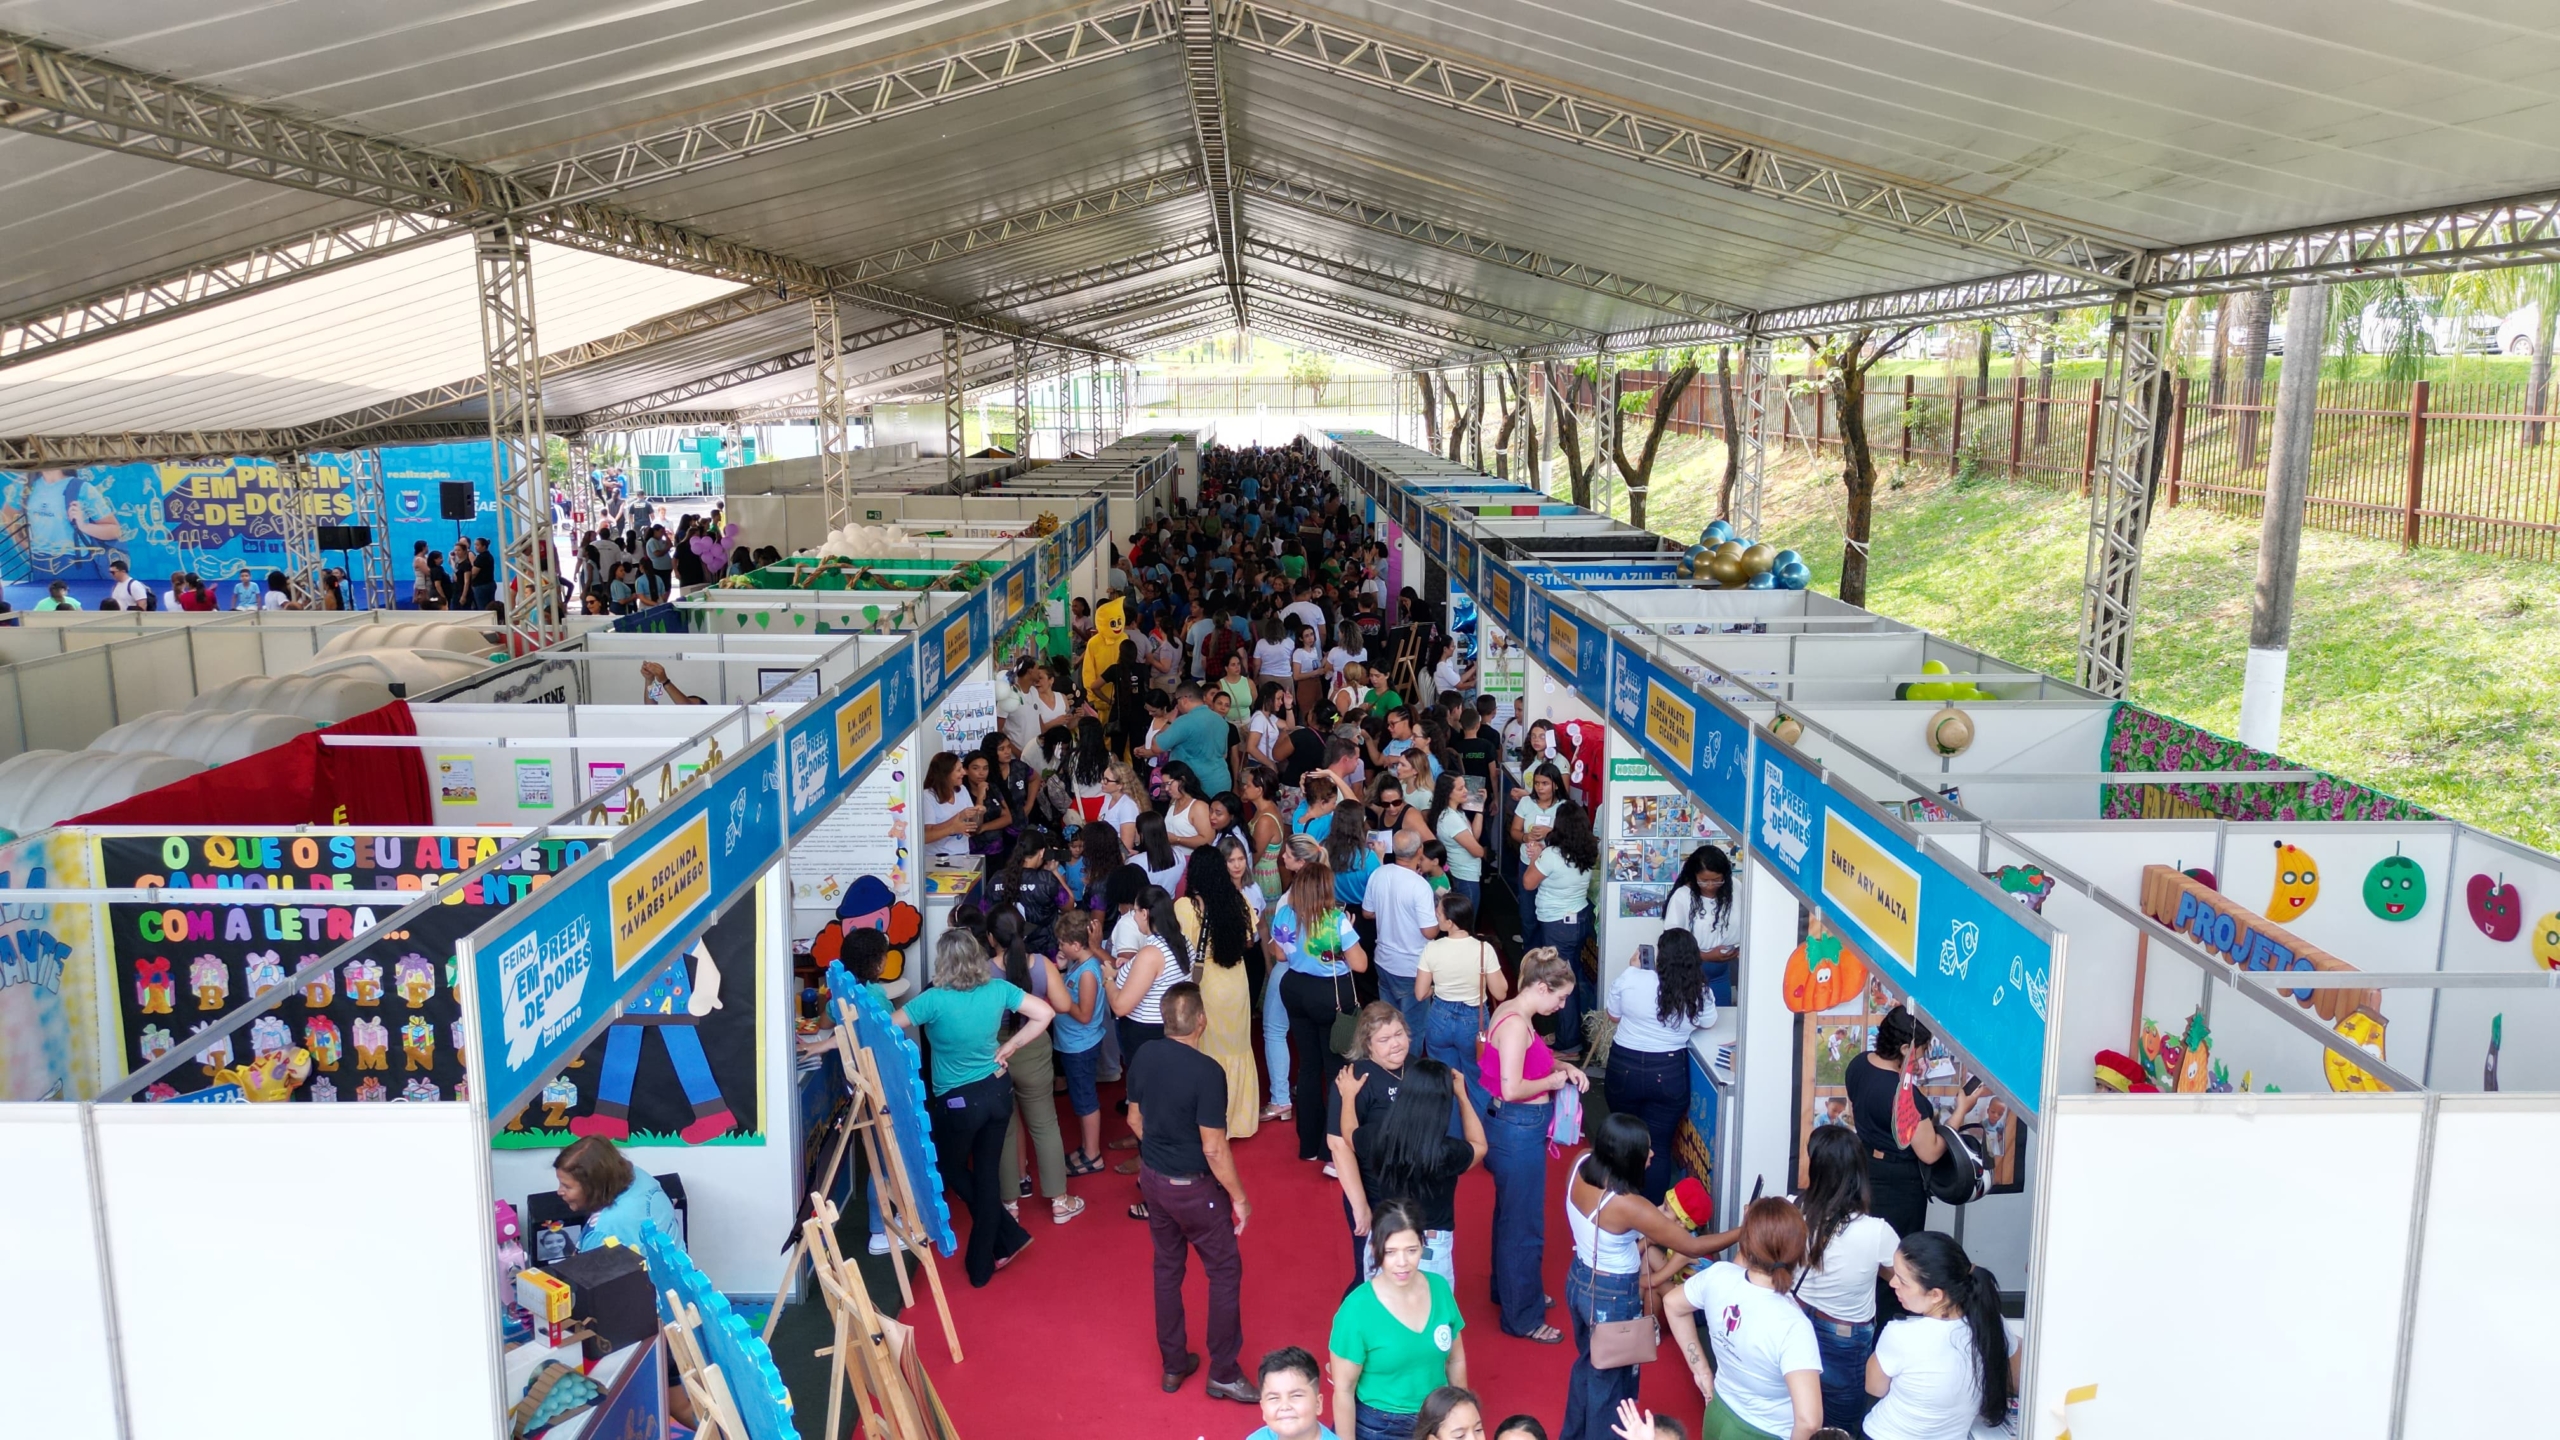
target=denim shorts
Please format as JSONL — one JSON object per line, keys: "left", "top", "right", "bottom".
{"left": 1056, "top": 1043, "right": 1101, "bottom": 1116}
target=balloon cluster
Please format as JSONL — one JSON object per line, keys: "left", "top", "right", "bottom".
{"left": 816, "top": 523, "right": 922, "bottom": 560}
{"left": 1679, "top": 520, "right": 1812, "bottom": 590}
{"left": 1894, "top": 659, "right": 1998, "bottom": 702}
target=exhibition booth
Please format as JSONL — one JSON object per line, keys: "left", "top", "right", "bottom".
{"left": 1327, "top": 428, "right": 2560, "bottom": 1440}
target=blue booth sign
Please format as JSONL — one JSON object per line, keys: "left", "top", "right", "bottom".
{"left": 1449, "top": 527, "right": 1482, "bottom": 596}
{"left": 1608, "top": 640, "right": 1751, "bottom": 829}
{"left": 785, "top": 644, "right": 920, "bottom": 835}
{"left": 1422, "top": 507, "right": 1449, "bottom": 563}
{"left": 919, "top": 590, "right": 990, "bottom": 709}
{"left": 1524, "top": 588, "right": 1610, "bottom": 712}
{"left": 1476, "top": 556, "right": 1527, "bottom": 641}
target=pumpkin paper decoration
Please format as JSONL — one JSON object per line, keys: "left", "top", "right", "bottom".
{"left": 1783, "top": 931, "right": 1868, "bottom": 1013}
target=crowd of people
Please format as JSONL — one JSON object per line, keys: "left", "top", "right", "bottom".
{"left": 830, "top": 440, "right": 2016, "bottom": 1440}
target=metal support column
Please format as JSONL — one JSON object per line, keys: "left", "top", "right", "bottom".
{"left": 348, "top": 447, "right": 395, "bottom": 608}
{"left": 1391, "top": 371, "right": 1404, "bottom": 449}
{"left": 812, "top": 296, "right": 854, "bottom": 529}
{"left": 1735, "top": 336, "right": 1774, "bottom": 540}
{"left": 275, "top": 455, "right": 326, "bottom": 607}
{"left": 1591, "top": 345, "right": 1617, "bottom": 513}
{"left": 1084, "top": 353, "right": 1101, "bottom": 453}
{"left": 2076, "top": 283, "right": 2171, "bottom": 696}
{"left": 1466, "top": 364, "right": 1485, "bottom": 471}
{"left": 1539, "top": 361, "right": 1558, "bottom": 494}
{"left": 941, "top": 326, "right": 964, "bottom": 489}
{"left": 1011, "top": 342, "right": 1032, "bottom": 458}
{"left": 475, "top": 224, "right": 561, "bottom": 647}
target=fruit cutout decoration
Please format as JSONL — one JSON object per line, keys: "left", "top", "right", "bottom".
{"left": 2267, "top": 841, "right": 2320, "bottom": 920}
{"left": 2324, "top": 1007, "right": 2390, "bottom": 1093}
{"left": 1782, "top": 932, "right": 1868, "bottom": 1013}
{"left": 2467, "top": 872, "right": 2523, "bottom": 941}
{"left": 2361, "top": 850, "right": 2427, "bottom": 922}
{"left": 2532, "top": 914, "right": 2560, "bottom": 972}
{"left": 2181, "top": 866, "right": 2218, "bottom": 892}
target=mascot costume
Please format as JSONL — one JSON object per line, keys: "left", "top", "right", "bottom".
{"left": 1081, "top": 594, "right": 1130, "bottom": 722}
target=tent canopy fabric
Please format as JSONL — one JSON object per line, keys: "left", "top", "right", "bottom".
{"left": 71, "top": 700, "right": 432, "bottom": 829}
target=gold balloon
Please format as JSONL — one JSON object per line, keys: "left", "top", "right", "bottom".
{"left": 1707, "top": 555, "right": 1747, "bottom": 586}
{"left": 1743, "top": 543, "right": 1777, "bottom": 575}
{"left": 1714, "top": 540, "right": 1745, "bottom": 561}
{"left": 1926, "top": 707, "right": 1977, "bottom": 757}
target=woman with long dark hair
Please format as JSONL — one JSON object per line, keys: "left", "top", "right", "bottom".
{"left": 1131, "top": 809, "right": 1184, "bottom": 893}
{"left": 978, "top": 828, "right": 1071, "bottom": 964}
{"left": 1159, "top": 760, "right": 1215, "bottom": 852}
{"left": 1792, "top": 1126, "right": 1901, "bottom": 1433}
{"left": 1864, "top": 1232, "right": 2012, "bottom": 1440}
{"left": 1184, "top": 844, "right": 1260, "bottom": 1139}
{"left": 1558, "top": 1112, "right": 1742, "bottom": 1440}
{"left": 1098, "top": 884, "right": 1194, "bottom": 1191}
{"left": 1070, "top": 716, "right": 1113, "bottom": 822}
{"left": 1323, "top": 795, "right": 1379, "bottom": 915}
{"left": 1844, "top": 1005, "right": 1950, "bottom": 1240}
{"left": 1246, "top": 678, "right": 1290, "bottom": 771}
{"left": 1519, "top": 800, "right": 1600, "bottom": 1058}
{"left": 1603, "top": 927, "right": 1715, "bottom": 1202}
{"left": 975, "top": 731, "right": 1033, "bottom": 857}
{"left": 1663, "top": 844, "right": 1742, "bottom": 1007}
{"left": 1271, "top": 836, "right": 1369, "bottom": 1161}
{"left": 1071, "top": 823, "right": 1124, "bottom": 913}
{"left": 1425, "top": 769, "right": 1487, "bottom": 915}
{"left": 1341, "top": 1056, "right": 1483, "bottom": 1290}
{"left": 1413, "top": 890, "right": 1507, "bottom": 1083}
{"left": 986, "top": 906, "right": 1083, "bottom": 1226}
{"left": 961, "top": 747, "right": 1015, "bottom": 859}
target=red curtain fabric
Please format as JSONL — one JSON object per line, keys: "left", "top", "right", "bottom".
{"left": 72, "top": 700, "right": 434, "bottom": 827}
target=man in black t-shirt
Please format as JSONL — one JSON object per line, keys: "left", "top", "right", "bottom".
{"left": 1447, "top": 707, "right": 1501, "bottom": 781}
{"left": 1127, "top": 983, "right": 1254, "bottom": 1403}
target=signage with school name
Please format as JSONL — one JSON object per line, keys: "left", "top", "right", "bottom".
{"left": 919, "top": 590, "right": 989, "bottom": 707}
{"left": 786, "top": 644, "right": 918, "bottom": 832}
{"left": 610, "top": 814, "right": 709, "bottom": 977}
{"left": 1823, "top": 811, "right": 1920, "bottom": 972}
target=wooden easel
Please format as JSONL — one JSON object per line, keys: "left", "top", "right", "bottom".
{"left": 802, "top": 1195, "right": 951, "bottom": 1440}
{"left": 764, "top": 1025, "right": 963, "bottom": 1364}
{"left": 663, "top": 1291, "right": 754, "bottom": 1440}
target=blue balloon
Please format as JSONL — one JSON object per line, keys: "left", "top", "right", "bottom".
{"left": 1702, "top": 521, "right": 1733, "bottom": 543}
{"left": 1744, "top": 571, "right": 1778, "bottom": 589}
{"left": 1774, "top": 549, "right": 1802, "bottom": 567}
{"left": 1776, "top": 564, "right": 1811, "bottom": 591}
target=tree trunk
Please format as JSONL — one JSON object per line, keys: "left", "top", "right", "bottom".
{"left": 1438, "top": 374, "right": 1468, "bottom": 462}
{"left": 1491, "top": 368, "right": 1520, "bottom": 478}
{"left": 2209, "top": 297, "right": 2234, "bottom": 408}
{"left": 2235, "top": 290, "right": 2273, "bottom": 467}
{"left": 1832, "top": 343, "right": 1881, "bottom": 608}
{"left": 1418, "top": 372, "right": 1443, "bottom": 455}
{"left": 2240, "top": 282, "right": 2332, "bottom": 751}
{"left": 1614, "top": 362, "right": 1698, "bottom": 532}
{"left": 2035, "top": 310, "right": 2058, "bottom": 446}
{"left": 1976, "top": 323, "right": 1993, "bottom": 395}
{"left": 1545, "top": 360, "right": 1593, "bottom": 508}
{"left": 2529, "top": 302, "right": 2557, "bottom": 447}
{"left": 1716, "top": 346, "right": 1742, "bottom": 520}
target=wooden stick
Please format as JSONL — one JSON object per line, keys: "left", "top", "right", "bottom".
{"left": 2130, "top": 932, "right": 2150, "bottom": 1060}
{"left": 764, "top": 1061, "right": 865, "bottom": 1344}
{"left": 807, "top": 1197, "right": 930, "bottom": 1440}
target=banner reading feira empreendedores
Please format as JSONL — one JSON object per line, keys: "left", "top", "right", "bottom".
{"left": 0, "top": 440, "right": 498, "bottom": 605}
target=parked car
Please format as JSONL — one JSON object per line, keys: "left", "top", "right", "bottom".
{"left": 2497, "top": 305, "right": 2546, "bottom": 356}
{"left": 2355, "top": 298, "right": 2501, "bottom": 356}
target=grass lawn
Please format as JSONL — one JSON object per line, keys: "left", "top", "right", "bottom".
{"left": 1587, "top": 431, "right": 2560, "bottom": 850}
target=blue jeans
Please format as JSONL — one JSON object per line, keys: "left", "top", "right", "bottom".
{"left": 1806, "top": 1306, "right": 1876, "bottom": 1435}
{"left": 1376, "top": 968, "right": 1427, "bottom": 1042}
{"left": 1422, "top": 996, "right": 1482, "bottom": 1074}
{"left": 1262, "top": 964, "right": 1292, "bottom": 1109}
{"left": 1562, "top": 1259, "right": 1647, "bottom": 1440}
{"left": 1449, "top": 875, "right": 1481, "bottom": 916}
{"left": 1533, "top": 909, "right": 1594, "bottom": 1052}
{"left": 1056, "top": 1043, "right": 1100, "bottom": 1116}
{"left": 1486, "top": 1096, "right": 1553, "bottom": 1336}
{"left": 1603, "top": 1046, "right": 1691, "bottom": 1203}
{"left": 1355, "top": 1402, "right": 1417, "bottom": 1440}
{"left": 1702, "top": 956, "right": 1735, "bottom": 1009}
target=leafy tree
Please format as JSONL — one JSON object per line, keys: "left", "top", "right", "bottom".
{"left": 1544, "top": 357, "right": 1600, "bottom": 507}
{"left": 1417, "top": 371, "right": 1443, "bottom": 454}
{"left": 1286, "top": 349, "right": 1334, "bottom": 406}
{"left": 1818, "top": 326, "right": 1921, "bottom": 608}
{"left": 1611, "top": 348, "right": 1702, "bottom": 530}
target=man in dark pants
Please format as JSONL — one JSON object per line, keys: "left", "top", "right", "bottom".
{"left": 1127, "top": 982, "right": 1254, "bottom": 1403}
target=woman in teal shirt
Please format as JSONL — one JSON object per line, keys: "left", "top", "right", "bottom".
{"left": 896, "top": 929, "right": 1057, "bottom": 1287}
{"left": 554, "top": 1135, "right": 677, "bottom": 1252}
{"left": 1329, "top": 1202, "right": 1469, "bottom": 1440}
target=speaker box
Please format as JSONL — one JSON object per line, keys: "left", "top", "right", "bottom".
{"left": 440, "top": 481, "right": 477, "bottom": 521}
{"left": 317, "top": 524, "right": 371, "bottom": 550}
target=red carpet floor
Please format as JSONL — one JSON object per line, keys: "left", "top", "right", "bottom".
{"left": 910, "top": 1083, "right": 1710, "bottom": 1440}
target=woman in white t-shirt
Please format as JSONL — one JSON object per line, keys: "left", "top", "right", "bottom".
{"left": 1324, "top": 621, "right": 1369, "bottom": 689}
{"left": 1509, "top": 762, "right": 1566, "bottom": 849}
{"left": 1005, "top": 663, "right": 1073, "bottom": 764}
{"left": 919, "top": 752, "right": 980, "bottom": 861}
{"left": 1246, "top": 680, "right": 1290, "bottom": 771}
{"left": 1793, "top": 1126, "right": 1903, "bottom": 1433}
{"left": 1864, "top": 1231, "right": 2011, "bottom": 1440}
{"left": 1290, "top": 622, "right": 1326, "bottom": 721}
{"left": 1662, "top": 844, "right": 1744, "bottom": 1007}
{"left": 1253, "top": 617, "right": 1297, "bottom": 681}
{"left": 1601, "top": 929, "right": 1715, "bottom": 1201}
{"left": 1098, "top": 760, "right": 1145, "bottom": 853}
{"left": 1666, "top": 1198, "right": 1821, "bottom": 1440}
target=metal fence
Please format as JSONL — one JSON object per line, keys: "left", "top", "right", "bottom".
{"left": 1579, "top": 368, "right": 2560, "bottom": 561}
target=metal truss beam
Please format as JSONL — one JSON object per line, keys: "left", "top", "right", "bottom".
{"left": 943, "top": 328, "right": 965, "bottom": 487}
{"left": 275, "top": 456, "right": 327, "bottom": 606}
{"left": 474, "top": 225, "right": 560, "bottom": 648}
{"left": 1236, "top": 168, "right": 1745, "bottom": 327}
{"left": 0, "top": 31, "right": 1126, "bottom": 359}
{"left": 1753, "top": 269, "right": 2105, "bottom": 340}
{"left": 1247, "top": 297, "right": 1442, "bottom": 367}
{"left": 1220, "top": 2, "right": 2135, "bottom": 288}
{"left": 978, "top": 238, "right": 1221, "bottom": 313}
{"left": 589, "top": 409, "right": 746, "bottom": 429}
{"left": 1241, "top": 237, "right": 1581, "bottom": 343}
{"left": 812, "top": 297, "right": 854, "bottom": 530}
{"left": 1734, "top": 337, "right": 1772, "bottom": 540}
{"left": 842, "top": 170, "right": 1203, "bottom": 285}
{"left": 2076, "top": 291, "right": 2170, "bottom": 697}
{"left": 1176, "top": 0, "right": 1248, "bottom": 330}
{"left": 1012, "top": 342, "right": 1033, "bottom": 457}
{"left": 1246, "top": 273, "right": 1510, "bottom": 357}
{"left": 574, "top": 316, "right": 943, "bottom": 427}
{"left": 529, "top": 4, "right": 1178, "bottom": 206}
{"left": 0, "top": 209, "right": 459, "bottom": 367}
{"left": 1049, "top": 276, "right": 1235, "bottom": 333}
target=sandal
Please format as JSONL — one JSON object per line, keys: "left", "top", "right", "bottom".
{"left": 1107, "top": 1135, "right": 1140, "bottom": 1151}
{"left": 1052, "top": 1196, "right": 1088, "bottom": 1225}
{"left": 1127, "top": 1202, "right": 1150, "bottom": 1221}
{"left": 1259, "top": 1103, "right": 1294, "bottom": 1122}
{"left": 1066, "top": 1151, "right": 1105, "bottom": 1176}
{"left": 1519, "top": 1324, "right": 1564, "bottom": 1345}
{"left": 1114, "top": 1157, "right": 1142, "bottom": 1175}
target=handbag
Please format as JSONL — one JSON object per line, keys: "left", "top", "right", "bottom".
{"left": 1323, "top": 911, "right": 1361, "bottom": 1054}
{"left": 1577, "top": 1188, "right": 1663, "bottom": 1369}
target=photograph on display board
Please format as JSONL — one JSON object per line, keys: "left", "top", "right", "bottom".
{"left": 1609, "top": 839, "right": 1715, "bottom": 884}
{"left": 1618, "top": 884, "right": 1670, "bottom": 919}
{"left": 1618, "top": 794, "right": 1727, "bottom": 841}
{"left": 94, "top": 832, "right": 548, "bottom": 1101}
{"left": 1790, "top": 973, "right": 2027, "bottom": 1194}
{"left": 496, "top": 887, "right": 764, "bottom": 1149}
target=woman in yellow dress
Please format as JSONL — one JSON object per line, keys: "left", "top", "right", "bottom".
{"left": 1180, "top": 842, "right": 1262, "bottom": 1138}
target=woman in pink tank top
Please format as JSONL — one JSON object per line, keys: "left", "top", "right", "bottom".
{"left": 1478, "top": 946, "right": 1589, "bottom": 1343}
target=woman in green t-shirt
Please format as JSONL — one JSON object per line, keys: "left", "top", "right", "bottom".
{"left": 1328, "top": 1201, "right": 1469, "bottom": 1440}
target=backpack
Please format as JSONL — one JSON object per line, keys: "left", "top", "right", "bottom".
{"left": 1923, "top": 1121, "right": 1992, "bottom": 1205}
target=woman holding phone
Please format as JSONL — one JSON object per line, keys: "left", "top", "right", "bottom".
{"left": 921, "top": 753, "right": 980, "bottom": 861}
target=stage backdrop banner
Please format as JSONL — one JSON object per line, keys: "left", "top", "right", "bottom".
{"left": 494, "top": 881, "right": 763, "bottom": 1150}
{"left": 0, "top": 441, "right": 497, "bottom": 601}
{"left": 95, "top": 830, "right": 594, "bottom": 1101}
{"left": 0, "top": 832, "right": 104, "bottom": 1101}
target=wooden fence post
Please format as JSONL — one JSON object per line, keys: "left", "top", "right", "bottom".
{"left": 2167, "top": 377, "right": 2190, "bottom": 507}
{"left": 2080, "top": 377, "right": 2104, "bottom": 495}
{"left": 2010, "top": 375, "right": 2026, "bottom": 477}
{"left": 1812, "top": 387, "right": 1823, "bottom": 449}
{"left": 1901, "top": 374, "right": 1915, "bottom": 464}
{"left": 2403, "top": 379, "right": 2431, "bottom": 550}
{"left": 1950, "top": 388, "right": 1966, "bottom": 474}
